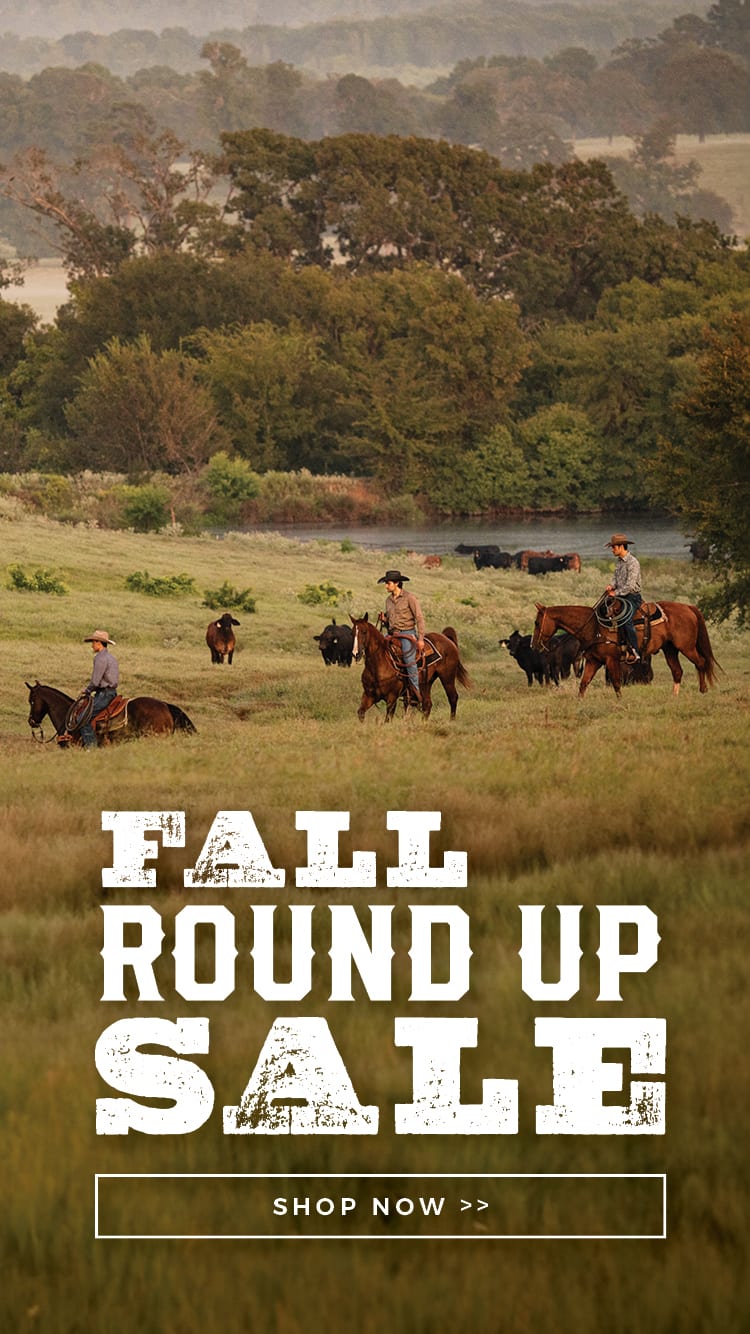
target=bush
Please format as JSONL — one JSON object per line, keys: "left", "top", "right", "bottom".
{"left": 125, "top": 570, "right": 196, "bottom": 597}
{"left": 202, "top": 581, "right": 257, "bottom": 613}
{"left": 119, "top": 484, "right": 171, "bottom": 532}
{"left": 7, "top": 563, "right": 68, "bottom": 595}
{"left": 203, "top": 452, "right": 260, "bottom": 504}
{"left": 297, "top": 581, "right": 352, "bottom": 607}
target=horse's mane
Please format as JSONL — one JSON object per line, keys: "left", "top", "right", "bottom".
{"left": 35, "top": 682, "right": 74, "bottom": 704}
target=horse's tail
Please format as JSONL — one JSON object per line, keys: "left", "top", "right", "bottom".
{"left": 439, "top": 628, "right": 472, "bottom": 690}
{"left": 692, "top": 606, "right": 721, "bottom": 686}
{"left": 456, "top": 660, "right": 472, "bottom": 690}
{"left": 169, "top": 704, "right": 197, "bottom": 733}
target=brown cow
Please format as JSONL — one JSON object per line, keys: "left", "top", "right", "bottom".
{"left": 206, "top": 612, "right": 240, "bottom": 664}
{"left": 422, "top": 555, "right": 442, "bottom": 569}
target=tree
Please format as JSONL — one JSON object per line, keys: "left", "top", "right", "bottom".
{"left": 602, "top": 120, "right": 735, "bottom": 232}
{"left": 651, "top": 313, "right": 750, "bottom": 623}
{"left": 0, "top": 131, "right": 231, "bottom": 278}
{"left": 64, "top": 333, "right": 226, "bottom": 473}
{"left": 189, "top": 323, "right": 343, "bottom": 472}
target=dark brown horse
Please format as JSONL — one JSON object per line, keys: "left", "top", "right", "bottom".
{"left": 26, "top": 681, "right": 196, "bottom": 744}
{"left": 532, "top": 601, "right": 719, "bottom": 698}
{"left": 350, "top": 615, "right": 471, "bottom": 721}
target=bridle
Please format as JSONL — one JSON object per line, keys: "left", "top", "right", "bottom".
{"left": 534, "top": 604, "right": 599, "bottom": 653}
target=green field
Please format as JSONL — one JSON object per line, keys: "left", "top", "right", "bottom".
{"left": 1, "top": 512, "right": 748, "bottom": 1332}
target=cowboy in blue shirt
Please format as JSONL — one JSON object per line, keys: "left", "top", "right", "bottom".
{"left": 79, "top": 630, "right": 119, "bottom": 748}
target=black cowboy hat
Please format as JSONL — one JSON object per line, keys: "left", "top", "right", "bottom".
{"left": 377, "top": 569, "right": 410, "bottom": 583}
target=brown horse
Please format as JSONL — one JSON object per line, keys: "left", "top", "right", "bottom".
{"left": 532, "top": 601, "right": 719, "bottom": 699}
{"left": 350, "top": 615, "right": 471, "bottom": 721}
{"left": 26, "top": 681, "right": 196, "bottom": 744}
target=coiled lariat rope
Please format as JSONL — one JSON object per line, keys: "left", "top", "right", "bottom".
{"left": 595, "top": 594, "right": 634, "bottom": 629}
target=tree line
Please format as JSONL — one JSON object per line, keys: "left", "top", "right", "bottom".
{"left": 0, "top": 2, "right": 748, "bottom": 254}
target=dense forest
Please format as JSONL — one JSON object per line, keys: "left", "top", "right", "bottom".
{"left": 0, "top": 1, "right": 747, "bottom": 616}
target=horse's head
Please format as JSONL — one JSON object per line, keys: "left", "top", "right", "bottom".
{"left": 26, "top": 680, "right": 47, "bottom": 728}
{"left": 350, "top": 612, "right": 370, "bottom": 661}
{"left": 531, "top": 604, "right": 551, "bottom": 652}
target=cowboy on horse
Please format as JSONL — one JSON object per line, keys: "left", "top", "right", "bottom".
{"left": 78, "top": 630, "right": 119, "bottom": 748}
{"left": 604, "top": 534, "right": 642, "bottom": 664}
{"left": 377, "top": 569, "right": 426, "bottom": 709}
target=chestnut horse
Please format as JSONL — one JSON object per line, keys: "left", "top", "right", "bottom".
{"left": 350, "top": 615, "right": 471, "bottom": 721}
{"left": 26, "top": 681, "right": 196, "bottom": 744}
{"left": 532, "top": 601, "right": 719, "bottom": 699}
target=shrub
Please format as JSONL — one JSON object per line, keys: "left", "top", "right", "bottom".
{"left": 7, "top": 563, "right": 68, "bottom": 595}
{"left": 203, "top": 452, "right": 260, "bottom": 504}
{"left": 297, "top": 581, "right": 352, "bottom": 607}
{"left": 202, "top": 581, "right": 256, "bottom": 613}
{"left": 120, "top": 484, "right": 170, "bottom": 532}
{"left": 125, "top": 570, "right": 196, "bottom": 597}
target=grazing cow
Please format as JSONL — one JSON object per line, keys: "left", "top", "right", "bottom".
{"left": 562, "top": 552, "right": 582, "bottom": 573}
{"left": 527, "top": 554, "right": 568, "bottom": 575}
{"left": 423, "top": 554, "right": 442, "bottom": 569}
{"left": 206, "top": 612, "right": 240, "bottom": 664}
{"left": 474, "top": 548, "right": 513, "bottom": 570}
{"left": 500, "top": 630, "right": 557, "bottom": 686}
{"left": 313, "top": 618, "right": 354, "bottom": 667}
{"left": 517, "top": 548, "right": 550, "bottom": 570}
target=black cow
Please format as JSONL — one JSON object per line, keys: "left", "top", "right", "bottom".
{"left": 313, "top": 618, "right": 354, "bottom": 667}
{"left": 527, "top": 554, "right": 568, "bottom": 575}
{"left": 547, "top": 632, "right": 583, "bottom": 680}
{"left": 499, "top": 630, "right": 557, "bottom": 686}
{"left": 474, "top": 548, "right": 513, "bottom": 570}
{"left": 206, "top": 612, "right": 240, "bottom": 664}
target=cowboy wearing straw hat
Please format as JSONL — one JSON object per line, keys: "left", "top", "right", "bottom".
{"left": 79, "top": 630, "right": 119, "bottom": 748}
{"left": 604, "top": 535, "right": 642, "bottom": 663}
{"left": 378, "top": 569, "right": 426, "bottom": 709}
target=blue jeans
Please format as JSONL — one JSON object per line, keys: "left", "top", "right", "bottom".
{"left": 394, "top": 634, "right": 421, "bottom": 700}
{"left": 619, "top": 594, "right": 642, "bottom": 653}
{"left": 80, "top": 688, "right": 117, "bottom": 748}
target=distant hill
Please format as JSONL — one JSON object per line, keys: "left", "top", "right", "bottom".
{"left": 0, "top": 0, "right": 430, "bottom": 40}
{"left": 0, "top": 0, "right": 709, "bottom": 79}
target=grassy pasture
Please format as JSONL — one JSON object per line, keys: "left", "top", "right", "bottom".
{"left": 1, "top": 512, "right": 748, "bottom": 1333}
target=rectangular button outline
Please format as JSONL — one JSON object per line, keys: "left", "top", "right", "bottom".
{"left": 94, "top": 1172, "right": 667, "bottom": 1241}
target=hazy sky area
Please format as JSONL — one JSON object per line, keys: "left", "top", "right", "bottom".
{"left": 0, "top": 0, "right": 706, "bottom": 42}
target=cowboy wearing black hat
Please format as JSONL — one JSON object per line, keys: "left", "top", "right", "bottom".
{"left": 378, "top": 570, "right": 426, "bottom": 708}
{"left": 604, "top": 535, "right": 642, "bottom": 663}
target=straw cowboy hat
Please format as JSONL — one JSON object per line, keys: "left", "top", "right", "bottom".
{"left": 83, "top": 630, "right": 116, "bottom": 644}
{"left": 377, "top": 569, "right": 410, "bottom": 583}
{"left": 605, "top": 534, "right": 635, "bottom": 547}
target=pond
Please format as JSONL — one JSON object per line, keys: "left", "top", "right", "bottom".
{"left": 238, "top": 514, "right": 693, "bottom": 560}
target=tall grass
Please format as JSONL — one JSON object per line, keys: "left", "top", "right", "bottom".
{"left": 1, "top": 514, "right": 748, "bottom": 1333}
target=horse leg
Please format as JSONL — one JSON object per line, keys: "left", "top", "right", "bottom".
{"left": 436, "top": 673, "right": 457, "bottom": 720}
{"left": 357, "top": 691, "right": 376, "bottom": 722}
{"left": 607, "top": 656, "right": 623, "bottom": 699}
{"left": 660, "top": 642, "right": 683, "bottom": 696}
{"left": 577, "top": 655, "right": 602, "bottom": 697}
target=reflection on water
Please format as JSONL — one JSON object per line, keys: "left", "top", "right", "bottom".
{"left": 242, "top": 514, "right": 692, "bottom": 560}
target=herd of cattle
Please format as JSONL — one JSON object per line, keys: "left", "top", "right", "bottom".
{"left": 206, "top": 541, "right": 633, "bottom": 690}
{"left": 456, "top": 543, "right": 582, "bottom": 574}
